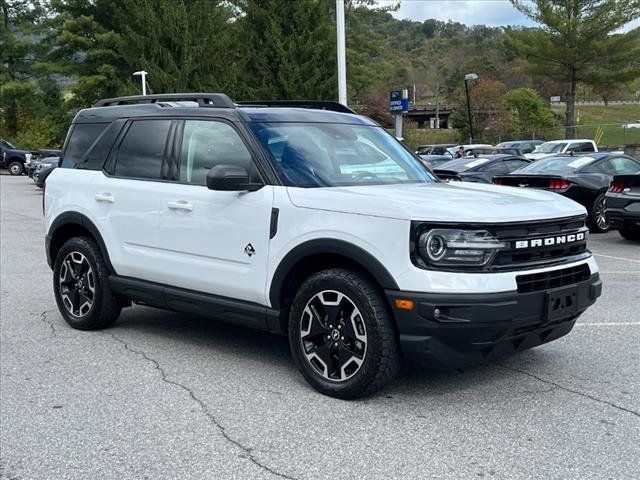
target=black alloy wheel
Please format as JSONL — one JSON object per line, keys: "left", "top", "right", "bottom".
{"left": 53, "top": 237, "right": 122, "bottom": 330}
{"left": 299, "top": 290, "right": 368, "bottom": 382}
{"left": 289, "top": 269, "right": 400, "bottom": 399}
{"left": 58, "top": 251, "right": 96, "bottom": 318}
{"left": 590, "top": 193, "right": 609, "bottom": 233}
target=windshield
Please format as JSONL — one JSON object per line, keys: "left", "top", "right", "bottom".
{"left": 534, "top": 142, "right": 566, "bottom": 154}
{"left": 517, "top": 155, "right": 596, "bottom": 173}
{"left": 250, "top": 122, "right": 436, "bottom": 187}
{"left": 0, "top": 139, "right": 16, "bottom": 149}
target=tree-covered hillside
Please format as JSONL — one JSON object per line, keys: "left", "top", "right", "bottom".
{"left": 1, "top": 0, "right": 639, "bottom": 148}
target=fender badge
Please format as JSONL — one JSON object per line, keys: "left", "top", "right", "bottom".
{"left": 244, "top": 243, "right": 256, "bottom": 257}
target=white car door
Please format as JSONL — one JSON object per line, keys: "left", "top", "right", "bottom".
{"left": 92, "top": 119, "right": 173, "bottom": 282}
{"left": 157, "top": 119, "right": 274, "bottom": 305}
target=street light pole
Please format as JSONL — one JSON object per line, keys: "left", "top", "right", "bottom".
{"left": 464, "top": 73, "right": 478, "bottom": 143}
{"left": 336, "top": 0, "right": 347, "bottom": 106}
{"left": 133, "top": 70, "right": 148, "bottom": 96}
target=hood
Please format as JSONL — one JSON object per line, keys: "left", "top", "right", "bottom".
{"left": 286, "top": 182, "right": 586, "bottom": 223}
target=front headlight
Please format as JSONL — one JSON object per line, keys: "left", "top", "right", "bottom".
{"left": 417, "top": 229, "right": 506, "bottom": 267}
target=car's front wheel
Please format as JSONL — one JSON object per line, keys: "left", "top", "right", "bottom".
{"left": 288, "top": 269, "right": 400, "bottom": 399}
{"left": 53, "top": 237, "right": 121, "bottom": 330}
{"left": 8, "top": 161, "right": 24, "bottom": 176}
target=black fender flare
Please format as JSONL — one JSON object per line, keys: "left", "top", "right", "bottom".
{"left": 47, "top": 212, "right": 115, "bottom": 273}
{"left": 269, "top": 238, "right": 399, "bottom": 309}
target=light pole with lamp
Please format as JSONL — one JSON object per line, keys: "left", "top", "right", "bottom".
{"left": 133, "top": 70, "right": 148, "bottom": 96}
{"left": 464, "top": 73, "right": 478, "bottom": 143}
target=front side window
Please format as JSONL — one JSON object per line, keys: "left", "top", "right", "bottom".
{"left": 250, "top": 122, "right": 435, "bottom": 187}
{"left": 179, "top": 120, "right": 254, "bottom": 185}
{"left": 114, "top": 120, "right": 172, "bottom": 179}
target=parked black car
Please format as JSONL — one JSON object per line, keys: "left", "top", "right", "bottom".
{"left": 0, "top": 139, "right": 32, "bottom": 175}
{"left": 493, "top": 153, "right": 640, "bottom": 232}
{"left": 433, "top": 154, "right": 532, "bottom": 183}
{"left": 33, "top": 157, "right": 59, "bottom": 188}
{"left": 417, "top": 154, "right": 454, "bottom": 169}
{"left": 606, "top": 174, "right": 640, "bottom": 240}
{"left": 497, "top": 140, "right": 544, "bottom": 154}
{"left": 415, "top": 143, "right": 456, "bottom": 156}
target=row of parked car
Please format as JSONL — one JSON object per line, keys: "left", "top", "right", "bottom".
{"left": 0, "top": 139, "right": 60, "bottom": 177}
{"left": 415, "top": 142, "right": 640, "bottom": 239}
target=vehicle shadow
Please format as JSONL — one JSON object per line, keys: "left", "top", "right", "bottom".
{"left": 113, "top": 305, "right": 293, "bottom": 369}
{"left": 110, "top": 304, "right": 551, "bottom": 399}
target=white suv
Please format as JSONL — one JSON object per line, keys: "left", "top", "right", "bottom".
{"left": 526, "top": 139, "right": 598, "bottom": 160}
{"left": 44, "top": 94, "right": 602, "bottom": 398}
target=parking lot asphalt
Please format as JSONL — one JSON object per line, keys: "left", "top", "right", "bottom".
{"left": 1, "top": 174, "right": 639, "bottom": 480}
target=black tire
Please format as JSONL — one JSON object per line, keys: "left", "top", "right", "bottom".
{"left": 589, "top": 193, "right": 609, "bottom": 233}
{"left": 288, "top": 268, "right": 400, "bottom": 399}
{"left": 53, "top": 236, "right": 121, "bottom": 330}
{"left": 8, "top": 161, "right": 24, "bottom": 176}
{"left": 619, "top": 228, "right": 640, "bottom": 241}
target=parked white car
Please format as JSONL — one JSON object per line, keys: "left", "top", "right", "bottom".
{"left": 525, "top": 139, "right": 598, "bottom": 160}
{"left": 44, "top": 93, "right": 602, "bottom": 399}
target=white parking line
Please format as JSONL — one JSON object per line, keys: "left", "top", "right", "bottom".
{"left": 593, "top": 253, "right": 640, "bottom": 263}
{"left": 576, "top": 322, "right": 640, "bottom": 327}
{"left": 599, "top": 271, "right": 640, "bottom": 274}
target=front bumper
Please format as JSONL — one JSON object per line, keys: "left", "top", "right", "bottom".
{"left": 386, "top": 272, "right": 601, "bottom": 369}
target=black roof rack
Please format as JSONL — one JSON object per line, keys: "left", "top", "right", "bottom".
{"left": 93, "top": 93, "right": 235, "bottom": 108}
{"left": 236, "top": 100, "right": 356, "bottom": 114}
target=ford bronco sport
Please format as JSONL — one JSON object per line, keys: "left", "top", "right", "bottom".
{"left": 44, "top": 93, "right": 602, "bottom": 398}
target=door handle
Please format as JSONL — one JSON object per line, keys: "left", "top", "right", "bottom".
{"left": 167, "top": 200, "right": 193, "bottom": 212}
{"left": 95, "top": 193, "right": 115, "bottom": 203}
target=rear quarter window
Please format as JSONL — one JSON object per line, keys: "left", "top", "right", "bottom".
{"left": 61, "top": 123, "right": 109, "bottom": 168}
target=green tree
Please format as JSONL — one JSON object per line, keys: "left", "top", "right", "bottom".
{"left": 505, "top": 0, "right": 640, "bottom": 138}
{"left": 0, "top": 0, "right": 47, "bottom": 138}
{"left": 235, "top": 0, "right": 337, "bottom": 100}
{"left": 504, "top": 87, "right": 556, "bottom": 137}
{"left": 48, "top": 0, "right": 135, "bottom": 107}
{"left": 116, "top": 0, "right": 236, "bottom": 95}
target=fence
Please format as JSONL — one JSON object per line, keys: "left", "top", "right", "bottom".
{"left": 491, "top": 123, "right": 640, "bottom": 148}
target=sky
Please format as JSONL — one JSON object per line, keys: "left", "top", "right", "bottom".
{"left": 378, "top": 0, "right": 640, "bottom": 31}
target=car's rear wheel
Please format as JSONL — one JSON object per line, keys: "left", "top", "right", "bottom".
{"left": 589, "top": 193, "right": 609, "bottom": 233}
{"left": 53, "top": 237, "right": 121, "bottom": 330}
{"left": 288, "top": 269, "right": 400, "bottom": 399}
{"left": 619, "top": 228, "right": 640, "bottom": 241}
{"left": 8, "top": 161, "right": 23, "bottom": 176}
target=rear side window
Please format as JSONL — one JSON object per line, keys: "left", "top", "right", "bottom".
{"left": 579, "top": 142, "right": 595, "bottom": 152}
{"left": 61, "top": 123, "right": 108, "bottom": 168}
{"left": 504, "top": 159, "right": 529, "bottom": 172}
{"left": 609, "top": 157, "right": 640, "bottom": 174}
{"left": 114, "top": 120, "right": 172, "bottom": 180}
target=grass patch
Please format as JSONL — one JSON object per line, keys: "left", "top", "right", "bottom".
{"left": 551, "top": 104, "right": 640, "bottom": 146}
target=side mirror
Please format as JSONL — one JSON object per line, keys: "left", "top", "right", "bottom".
{"left": 206, "top": 165, "right": 263, "bottom": 191}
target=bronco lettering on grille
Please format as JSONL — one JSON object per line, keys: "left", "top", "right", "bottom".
{"left": 514, "top": 232, "right": 586, "bottom": 249}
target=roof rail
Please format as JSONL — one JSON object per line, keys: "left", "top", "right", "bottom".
{"left": 236, "top": 100, "right": 356, "bottom": 114}
{"left": 93, "top": 93, "right": 235, "bottom": 108}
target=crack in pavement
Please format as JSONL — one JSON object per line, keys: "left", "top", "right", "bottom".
{"left": 105, "top": 331, "right": 298, "bottom": 480}
{"left": 498, "top": 364, "right": 640, "bottom": 419}
{"left": 39, "top": 310, "right": 59, "bottom": 337}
